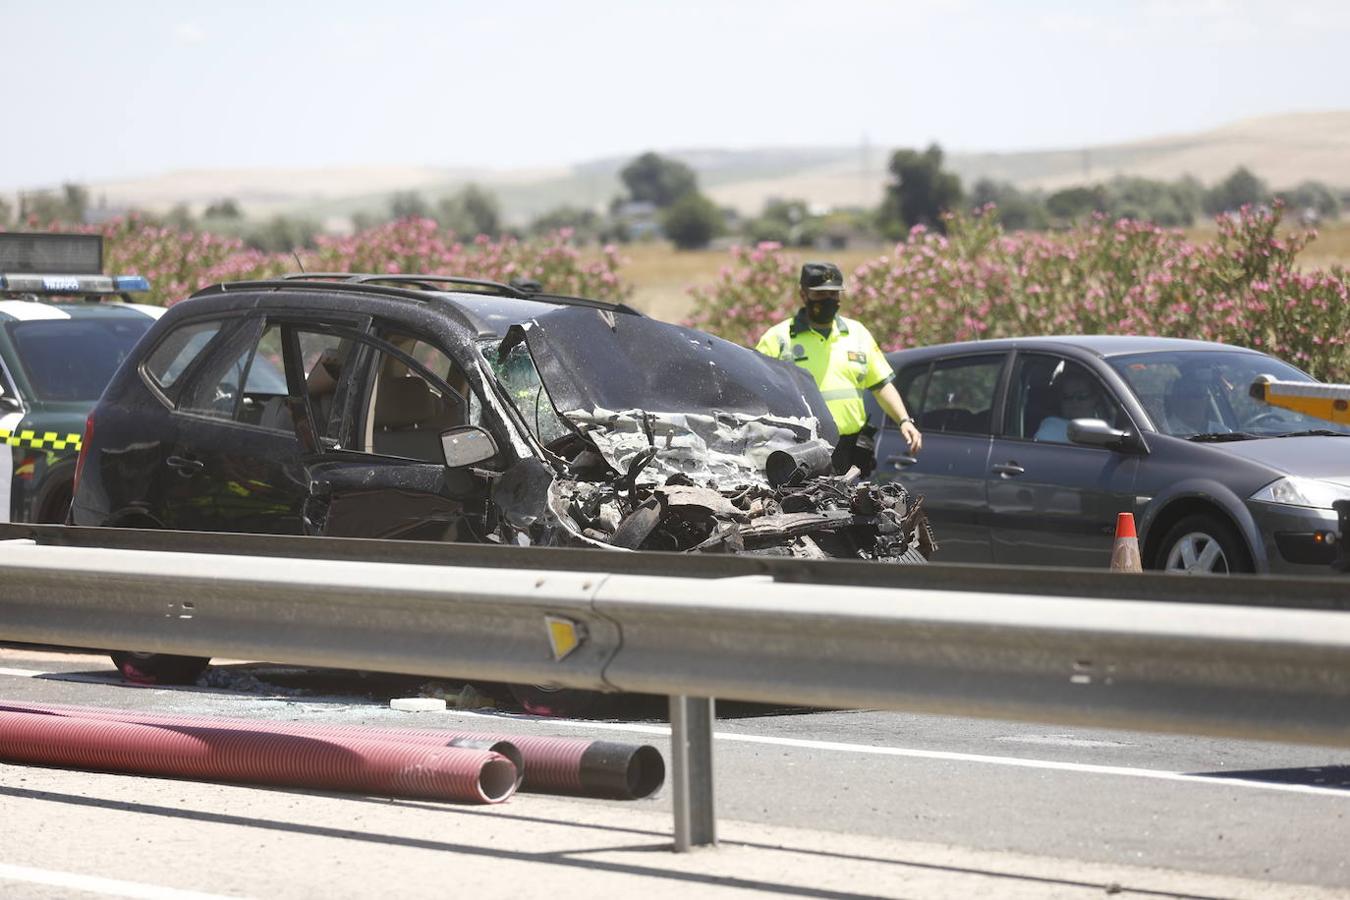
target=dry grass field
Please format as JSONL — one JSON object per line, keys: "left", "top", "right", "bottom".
{"left": 609, "top": 221, "right": 1350, "bottom": 325}
{"left": 595, "top": 242, "right": 888, "bottom": 323}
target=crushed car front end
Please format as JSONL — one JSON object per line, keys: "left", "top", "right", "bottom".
{"left": 471, "top": 304, "right": 934, "bottom": 562}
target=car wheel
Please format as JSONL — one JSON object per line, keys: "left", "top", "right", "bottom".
{"left": 507, "top": 683, "right": 605, "bottom": 718}
{"left": 109, "top": 651, "right": 212, "bottom": 685}
{"left": 35, "top": 479, "right": 73, "bottom": 524}
{"left": 1155, "top": 514, "right": 1252, "bottom": 575}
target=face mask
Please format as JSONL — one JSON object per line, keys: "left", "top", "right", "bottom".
{"left": 807, "top": 297, "right": 839, "bottom": 324}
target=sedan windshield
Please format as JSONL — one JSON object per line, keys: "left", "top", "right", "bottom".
{"left": 8, "top": 317, "right": 154, "bottom": 402}
{"left": 1110, "top": 350, "right": 1350, "bottom": 438}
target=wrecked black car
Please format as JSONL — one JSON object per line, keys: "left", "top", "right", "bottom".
{"left": 69, "top": 274, "right": 933, "bottom": 694}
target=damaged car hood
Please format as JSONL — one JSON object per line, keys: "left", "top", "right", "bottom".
{"left": 516, "top": 307, "right": 839, "bottom": 486}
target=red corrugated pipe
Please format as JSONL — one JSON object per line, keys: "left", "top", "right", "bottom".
{"left": 0, "top": 702, "right": 664, "bottom": 800}
{"left": 0, "top": 709, "right": 517, "bottom": 804}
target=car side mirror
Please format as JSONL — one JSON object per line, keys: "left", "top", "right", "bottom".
{"left": 440, "top": 425, "right": 498, "bottom": 468}
{"left": 0, "top": 384, "right": 20, "bottom": 412}
{"left": 1068, "top": 417, "right": 1143, "bottom": 452}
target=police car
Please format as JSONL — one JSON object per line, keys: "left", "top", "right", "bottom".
{"left": 0, "top": 232, "right": 161, "bottom": 523}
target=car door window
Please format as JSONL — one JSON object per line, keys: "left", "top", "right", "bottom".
{"left": 1005, "top": 354, "right": 1123, "bottom": 443}
{"left": 142, "top": 319, "right": 225, "bottom": 390}
{"left": 178, "top": 321, "right": 292, "bottom": 430}
{"left": 895, "top": 363, "right": 928, "bottom": 423}
{"left": 295, "top": 330, "right": 360, "bottom": 446}
{"left": 918, "top": 355, "right": 1003, "bottom": 435}
{"left": 360, "top": 332, "right": 474, "bottom": 463}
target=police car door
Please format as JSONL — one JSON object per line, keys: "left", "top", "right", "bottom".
{"left": 298, "top": 326, "right": 494, "bottom": 542}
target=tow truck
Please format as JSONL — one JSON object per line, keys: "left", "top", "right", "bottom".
{"left": 0, "top": 232, "right": 161, "bottom": 522}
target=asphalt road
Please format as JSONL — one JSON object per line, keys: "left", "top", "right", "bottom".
{"left": 1, "top": 644, "right": 1346, "bottom": 899}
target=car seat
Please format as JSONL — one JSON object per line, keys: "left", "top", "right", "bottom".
{"left": 372, "top": 375, "right": 462, "bottom": 460}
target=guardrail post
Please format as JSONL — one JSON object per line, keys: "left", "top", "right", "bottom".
{"left": 669, "top": 694, "right": 716, "bottom": 851}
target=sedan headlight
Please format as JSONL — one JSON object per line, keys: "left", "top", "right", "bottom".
{"left": 1249, "top": 476, "right": 1350, "bottom": 509}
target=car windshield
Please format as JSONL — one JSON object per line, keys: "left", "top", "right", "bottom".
{"left": 477, "top": 337, "right": 572, "bottom": 446}
{"left": 7, "top": 317, "right": 155, "bottom": 402}
{"left": 1109, "top": 350, "right": 1350, "bottom": 438}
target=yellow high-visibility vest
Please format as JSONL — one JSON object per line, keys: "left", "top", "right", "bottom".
{"left": 754, "top": 311, "right": 894, "bottom": 435}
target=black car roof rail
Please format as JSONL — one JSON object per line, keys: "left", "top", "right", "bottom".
{"left": 189, "top": 279, "right": 438, "bottom": 305}
{"left": 191, "top": 274, "right": 644, "bottom": 316}
{"left": 277, "top": 272, "right": 528, "bottom": 297}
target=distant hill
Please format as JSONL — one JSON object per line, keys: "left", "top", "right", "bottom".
{"left": 48, "top": 111, "right": 1350, "bottom": 228}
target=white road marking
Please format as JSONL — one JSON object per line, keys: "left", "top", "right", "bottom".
{"left": 995, "top": 734, "right": 1129, "bottom": 748}
{"left": 452, "top": 710, "right": 1350, "bottom": 800}
{"left": 0, "top": 862, "right": 241, "bottom": 900}
{"left": 0, "top": 667, "right": 41, "bottom": 677}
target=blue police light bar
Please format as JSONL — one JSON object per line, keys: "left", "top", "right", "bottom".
{"left": 112, "top": 275, "right": 151, "bottom": 292}
{"left": 1, "top": 273, "right": 151, "bottom": 294}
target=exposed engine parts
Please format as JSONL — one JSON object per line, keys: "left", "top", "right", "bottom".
{"left": 493, "top": 454, "right": 935, "bottom": 562}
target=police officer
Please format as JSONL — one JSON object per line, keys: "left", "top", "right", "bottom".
{"left": 754, "top": 262, "right": 922, "bottom": 475}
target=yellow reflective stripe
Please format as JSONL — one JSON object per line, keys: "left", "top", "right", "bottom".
{"left": 0, "top": 428, "right": 82, "bottom": 451}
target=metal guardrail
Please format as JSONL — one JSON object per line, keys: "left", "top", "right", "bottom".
{"left": 5, "top": 524, "right": 1347, "bottom": 608}
{"left": 1, "top": 524, "right": 1348, "bottom": 850}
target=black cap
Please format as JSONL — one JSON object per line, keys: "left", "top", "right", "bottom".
{"left": 800, "top": 261, "right": 844, "bottom": 292}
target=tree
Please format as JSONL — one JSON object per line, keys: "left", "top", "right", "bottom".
{"left": 20, "top": 182, "right": 91, "bottom": 225}
{"left": 1204, "top": 167, "right": 1269, "bottom": 215}
{"left": 203, "top": 198, "right": 243, "bottom": 220}
{"left": 970, "top": 179, "right": 1048, "bottom": 231}
{"left": 245, "top": 215, "right": 320, "bottom": 252}
{"left": 661, "top": 192, "right": 722, "bottom": 250}
{"left": 0, "top": 197, "right": 12, "bottom": 229}
{"left": 389, "top": 190, "right": 432, "bottom": 220}
{"left": 1046, "top": 185, "right": 1106, "bottom": 224}
{"left": 528, "top": 205, "right": 601, "bottom": 240}
{"left": 746, "top": 198, "right": 822, "bottom": 246}
{"left": 350, "top": 209, "right": 383, "bottom": 232}
{"left": 61, "top": 183, "right": 89, "bottom": 223}
{"left": 1105, "top": 176, "right": 1198, "bottom": 227}
{"left": 164, "top": 203, "right": 196, "bottom": 230}
{"left": 877, "top": 143, "right": 963, "bottom": 238}
{"left": 436, "top": 184, "right": 502, "bottom": 238}
{"left": 619, "top": 152, "right": 698, "bottom": 208}
{"left": 1276, "top": 180, "right": 1341, "bottom": 219}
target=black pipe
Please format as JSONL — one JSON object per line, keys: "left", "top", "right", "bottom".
{"left": 765, "top": 442, "right": 834, "bottom": 488}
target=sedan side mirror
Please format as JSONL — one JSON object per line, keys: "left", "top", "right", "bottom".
{"left": 1068, "top": 418, "right": 1143, "bottom": 453}
{"left": 440, "top": 425, "right": 498, "bottom": 468}
{"left": 0, "top": 384, "right": 20, "bottom": 412}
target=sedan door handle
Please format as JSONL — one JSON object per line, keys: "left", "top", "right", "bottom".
{"left": 165, "top": 455, "right": 205, "bottom": 476}
{"left": 885, "top": 454, "right": 918, "bottom": 468}
{"left": 991, "top": 462, "right": 1025, "bottom": 477}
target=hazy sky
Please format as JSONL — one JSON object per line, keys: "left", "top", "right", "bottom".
{"left": 6, "top": 0, "right": 1350, "bottom": 188}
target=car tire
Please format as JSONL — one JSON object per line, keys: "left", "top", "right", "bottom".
{"left": 109, "top": 651, "right": 212, "bottom": 685}
{"left": 33, "top": 468, "right": 74, "bottom": 524}
{"left": 1154, "top": 513, "right": 1253, "bottom": 575}
{"left": 507, "top": 683, "right": 606, "bottom": 718}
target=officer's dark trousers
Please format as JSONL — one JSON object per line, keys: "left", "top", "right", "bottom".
{"left": 831, "top": 432, "right": 876, "bottom": 477}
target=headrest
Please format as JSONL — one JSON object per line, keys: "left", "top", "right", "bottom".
{"left": 374, "top": 376, "right": 438, "bottom": 429}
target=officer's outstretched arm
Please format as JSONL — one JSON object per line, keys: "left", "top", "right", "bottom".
{"left": 872, "top": 382, "right": 922, "bottom": 455}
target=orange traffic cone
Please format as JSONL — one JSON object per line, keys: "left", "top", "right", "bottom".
{"left": 1110, "top": 512, "right": 1142, "bottom": 573}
